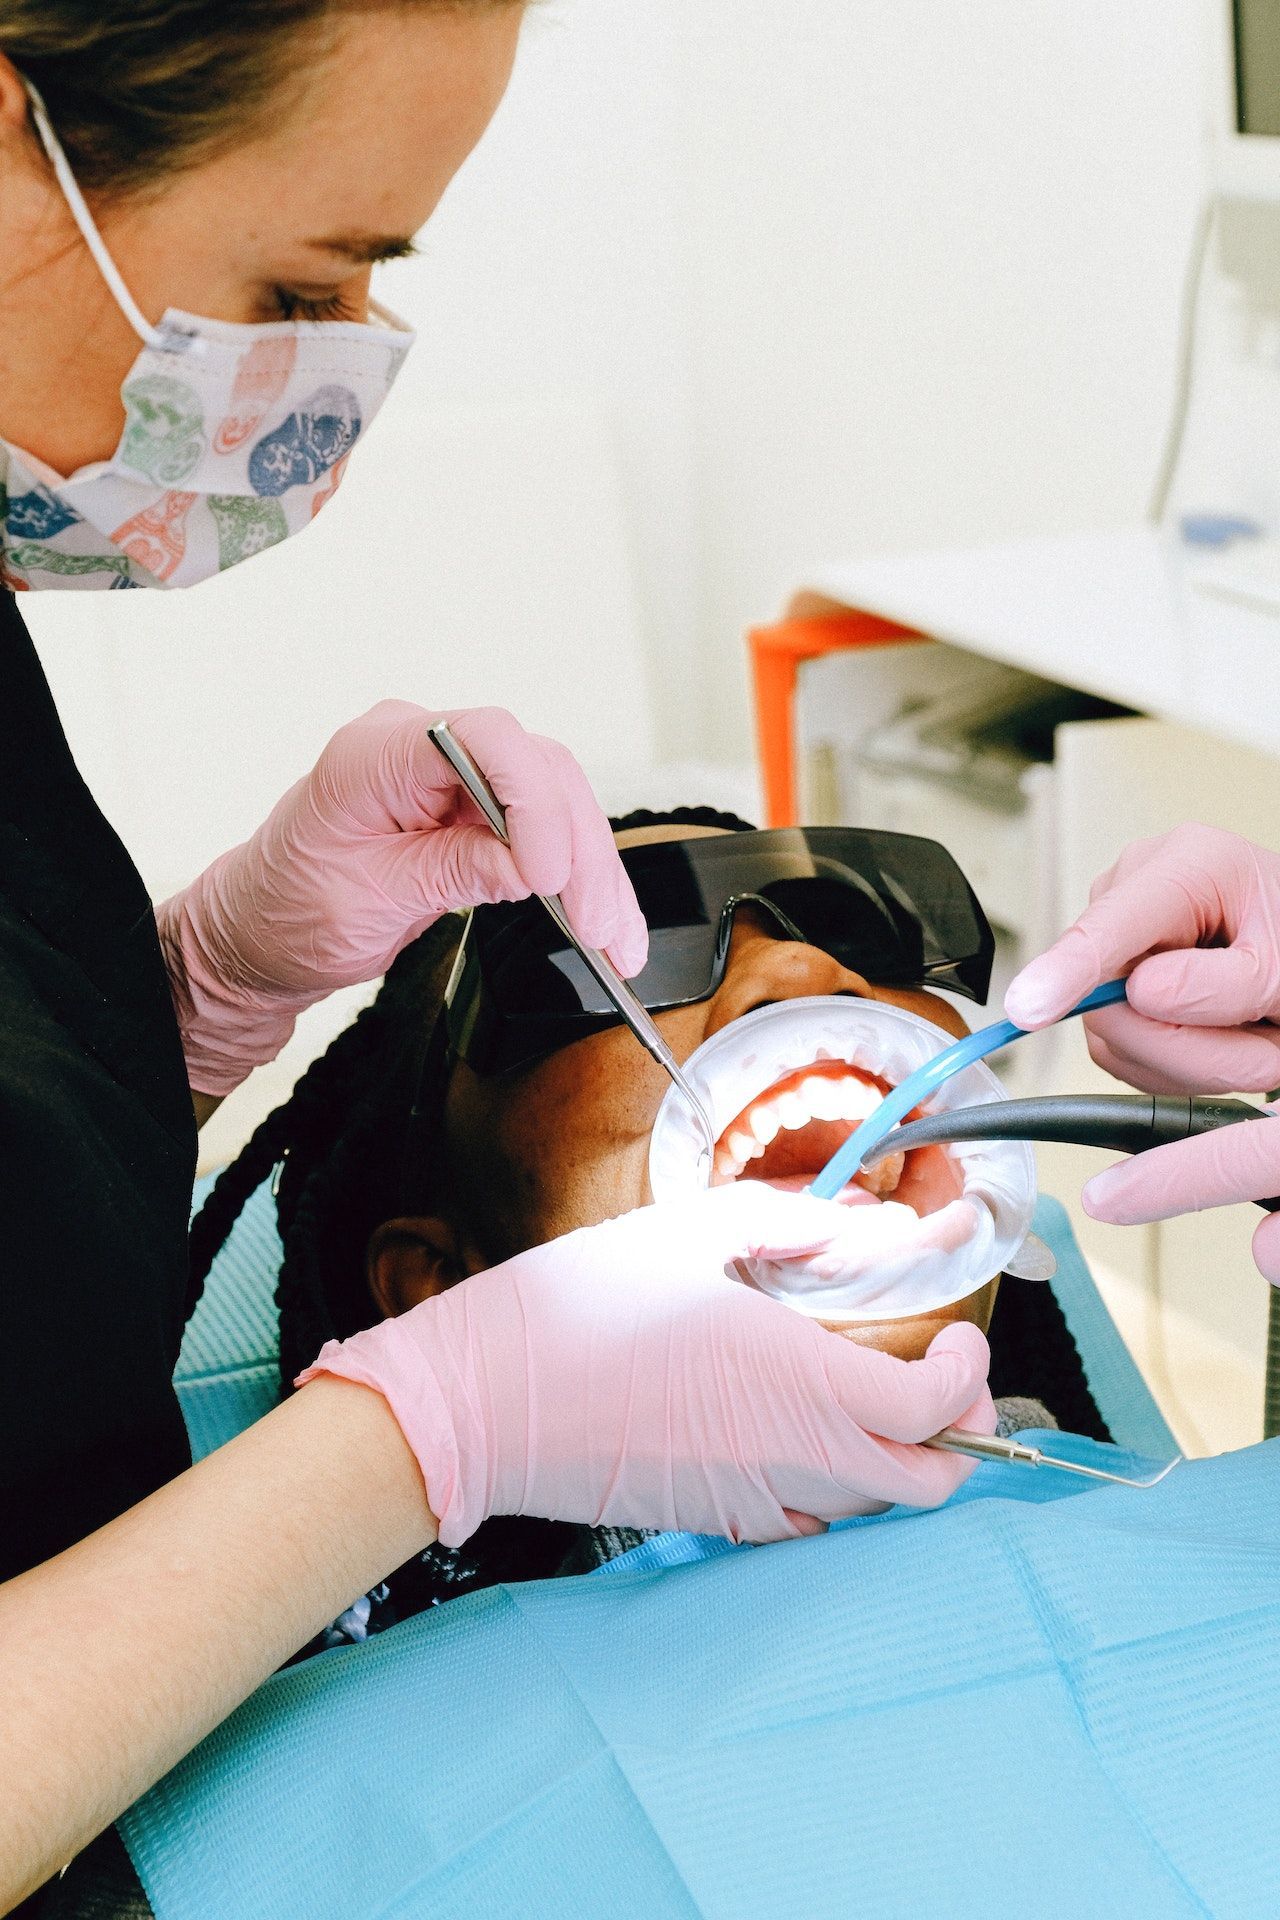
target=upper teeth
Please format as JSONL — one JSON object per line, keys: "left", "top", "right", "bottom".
{"left": 713, "top": 1069, "right": 885, "bottom": 1181}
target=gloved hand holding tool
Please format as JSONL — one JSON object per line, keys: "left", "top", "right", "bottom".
{"left": 1005, "top": 823, "right": 1280, "bottom": 1280}
{"left": 301, "top": 1181, "right": 996, "bottom": 1546}
{"left": 158, "top": 700, "right": 648, "bottom": 1097}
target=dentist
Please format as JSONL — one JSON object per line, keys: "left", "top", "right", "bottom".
{"left": 0, "top": 6, "right": 992, "bottom": 1907}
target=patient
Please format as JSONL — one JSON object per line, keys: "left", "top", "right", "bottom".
{"left": 189, "top": 808, "right": 1108, "bottom": 1639}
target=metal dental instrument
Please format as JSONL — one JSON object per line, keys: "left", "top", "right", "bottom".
{"left": 926, "top": 1426, "right": 1182, "bottom": 1489}
{"left": 807, "top": 979, "right": 1130, "bottom": 1201}
{"left": 857, "top": 1093, "right": 1280, "bottom": 1212}
{"left": 427, "top": 722, "right": 718, "bottom": 1163}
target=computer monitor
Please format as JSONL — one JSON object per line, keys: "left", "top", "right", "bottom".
{"left": 1234, "top": 0, "right": 1280, "bottom": 135}
{"left": 1216, "top": 0, "right": 1280, "bottom": 201}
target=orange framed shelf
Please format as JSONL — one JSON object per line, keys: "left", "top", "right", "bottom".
{"left": 747, "top": 608, "right": 928, "bottom": 827}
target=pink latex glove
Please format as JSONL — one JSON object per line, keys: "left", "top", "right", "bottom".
{"left": 299, "top": 1181, "right": 995, "bottom": 1547}
{"left": 157, "top": 700, "right": 646, "bottom": 1096}
{"left": 1005, "top": 822, "right": 1280, "bottom": 1279}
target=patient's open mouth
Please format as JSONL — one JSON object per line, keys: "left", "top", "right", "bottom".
{"left": 713, "top": 1058, "right": 961, "bottom": 1216}
{"left": 714, "top": 1060, "right": 899, "bottom": 1192}
{"left": 650, "top": 996, "right": 1036, "bottom": 1319}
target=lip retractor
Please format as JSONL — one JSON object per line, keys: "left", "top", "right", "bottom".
{"left": 648, "top": 996, "right": 1039, "bottom": 1322}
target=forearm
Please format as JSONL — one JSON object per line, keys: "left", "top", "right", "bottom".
{"left": 0, "top": 1376, "right": 436, "bottom": 1912}
{"left": 157, "top": 880, "right": 302, "bottom": 1100}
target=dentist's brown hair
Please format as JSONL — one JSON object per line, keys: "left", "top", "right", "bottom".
{"left": 0, "top": 0, "right": 523, "bottom": 196}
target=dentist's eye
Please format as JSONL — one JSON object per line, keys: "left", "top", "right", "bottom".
{"left": 270, "top": 286, "right": 359, "bottom": 323}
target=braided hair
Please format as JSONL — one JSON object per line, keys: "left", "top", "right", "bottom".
{"left": 187, "top": 800, "right": 1108, "bottom": 1626}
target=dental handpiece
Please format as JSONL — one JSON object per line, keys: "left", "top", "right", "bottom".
{"left": 426, "top": 723, "right": 717, "bottom": 1162}
{"left": 857, "top": 1093, "right": 1280, "bottom": 1212}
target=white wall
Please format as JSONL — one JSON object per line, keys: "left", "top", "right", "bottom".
{"left": 29, "top": 0, "right": 1215, "bottom": 852}
{"left": 666, "top": 0, "right": 1208, "bottom": 757}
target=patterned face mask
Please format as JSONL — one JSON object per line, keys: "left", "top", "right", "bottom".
{"left": 0, "top": 86, "right": 415, "bottom": 591}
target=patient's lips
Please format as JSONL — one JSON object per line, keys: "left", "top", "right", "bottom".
{"left": 713, "top": 1059, "right": 961, "bottom": 1217}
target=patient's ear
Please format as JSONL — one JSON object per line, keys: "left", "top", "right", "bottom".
{"left": 366, "top": 1218, "right": 465, "bottom": 1317}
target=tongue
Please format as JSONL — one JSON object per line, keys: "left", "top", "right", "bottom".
{"left": 750, "top": 1117, "right": 964, "bottom": 1216}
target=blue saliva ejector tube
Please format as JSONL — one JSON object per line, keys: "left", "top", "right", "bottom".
{"left": 807, "top": 978, "right": 1129, "bottom": 1202}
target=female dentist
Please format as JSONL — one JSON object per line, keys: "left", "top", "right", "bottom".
{"left": 0, "top": 6, "right": 992, "bottom": 1905}
{"left": 1007, "top": 822, "right": 1280, "bottom": 1281}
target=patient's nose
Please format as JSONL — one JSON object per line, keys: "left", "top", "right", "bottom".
{"left": 702, "top": 921, "right": 871, "bottom": 1038}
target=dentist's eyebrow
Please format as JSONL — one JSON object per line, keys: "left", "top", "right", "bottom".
{"left": 306, "top": 232, "right": 421, "bottom": 265}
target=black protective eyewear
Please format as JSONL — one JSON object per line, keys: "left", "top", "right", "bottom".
{"left": 445, "top": 826, "right": 994, "bottom": 1078}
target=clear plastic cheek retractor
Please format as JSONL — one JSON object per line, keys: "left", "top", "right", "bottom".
{"left": 648, "top": 995, "right": 1041, "bottom": 1322}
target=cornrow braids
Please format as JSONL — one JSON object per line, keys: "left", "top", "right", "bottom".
{"left": 271, "top": 942, "right": 444, "bottom": 1389}
{"left": 185, "top": 977, "right": 402, "bottom": 1325}
{"left": 187, "top": 916, "right": 463, "bottom": 1358}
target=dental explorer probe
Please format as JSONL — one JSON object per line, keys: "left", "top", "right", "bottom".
{"left": 427, "top": 723, "right": 718, "bottom": 1163}
{"left": 924, "top": 1428, "right": 1182, "bottom": 1489}
{"left": 856, "top": 1093, "right": 1280, "bottom": 1212}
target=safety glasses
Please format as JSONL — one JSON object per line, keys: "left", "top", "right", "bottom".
{"left": 444, "top": 827, "right": 994, "bottom": 1079}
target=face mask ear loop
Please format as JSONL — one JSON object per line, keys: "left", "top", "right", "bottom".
{"left": 23, "top": 80, "right": 195, "bottom": 358}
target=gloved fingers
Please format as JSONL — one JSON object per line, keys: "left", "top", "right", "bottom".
{"left": 955, "top": 1383, "right": 999, "bottom": 1438}
{"left": 441, "top": 713, "right": 649, "bottom": 976}
{"left": 866, "top": 1379, "right": 998, "bottom": 1511}
{"left": 1004, "top": 927, "right": 1116, "bottom": 1029}
{"left": 1127, "top": 943, "right": 1280, "bottom": 1029}
{"left": 1082, "top": 1001, "right": 1280, "bottom": 1095}
{"left": 386, "top": 821, "right": 531, "bottom": 912}
{"left": 698, "top": 1179, "right": 858, "bottom": 1262}
{"left": 807, "top": 1427, "right": 983, "bottom": 1517}
{"left": 540, "top": 740, "right": 649, "bottom": 976}
{"left": 886, "top": 1441, "right": 981, "bottom": 1509}
{"left": 1003, "top": 823, "right": 1261, "bottom": 1030}
{"left": 1250, "top": 1210, "right": 1280, "bottom": 1286}
{"left": 443, "top": 708, "right": 579, "bottom": 899}
{"left": 821, "top": 1320, "right": 991, "bottom": 1444}
{"left": 1004, "top": 850, "right": 1221, "bottom": 1032}
{"left": 1082, "top": 1111, "right": 1280, "bottom": 1223}
{"left": 779, "top": 1508, "right": 829, "bottom": 1537}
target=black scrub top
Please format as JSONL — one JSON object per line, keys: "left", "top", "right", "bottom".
{"left": 0, "top": 587, "right": 196, "bottom": 1582}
